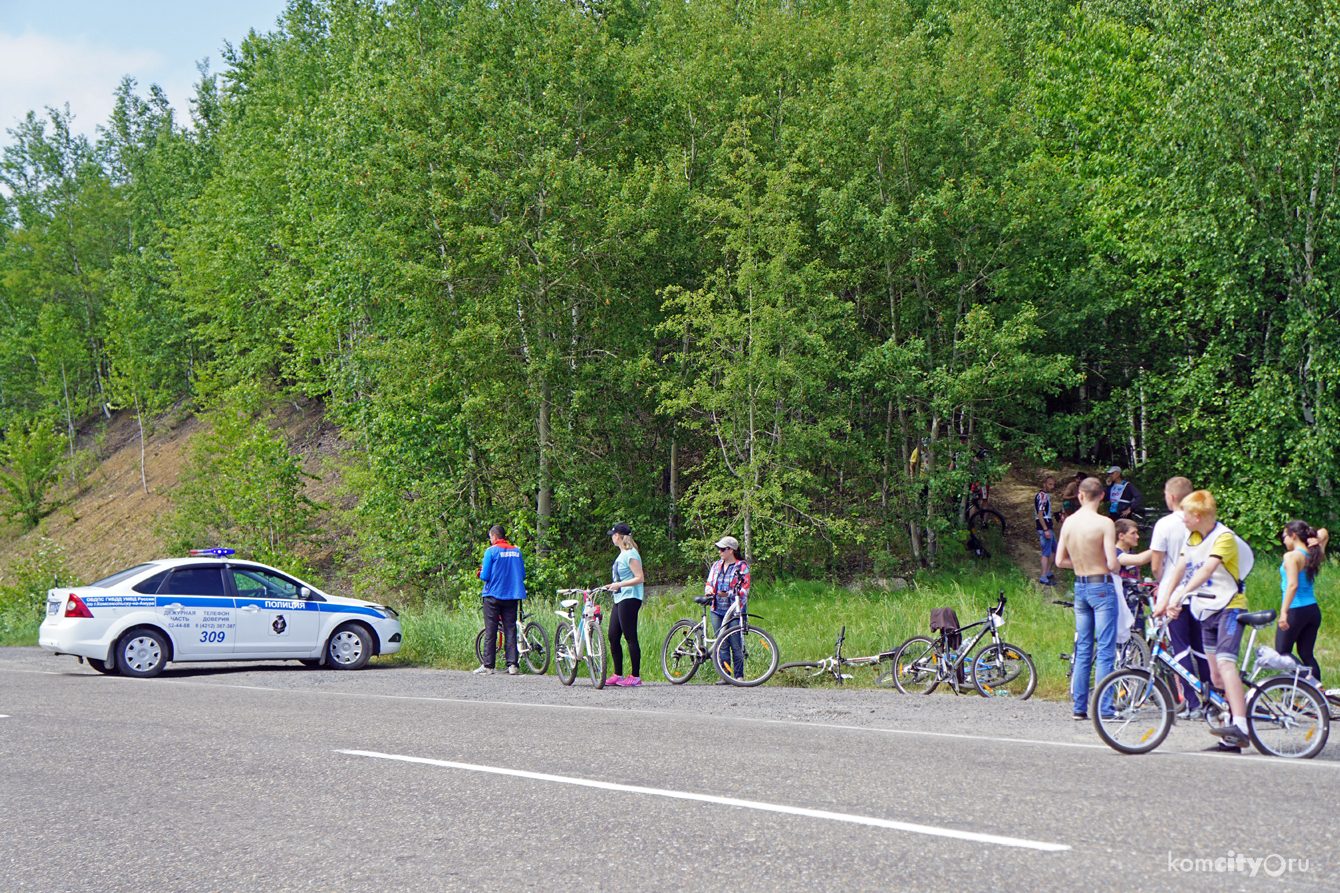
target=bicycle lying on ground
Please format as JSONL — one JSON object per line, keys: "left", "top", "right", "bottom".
{"left": 776, "top": 626, "right": 899, "bottom": 685}
{"left": 882, "top": 591, "right": 1036, "bottom": 699}
{"left": 1092, "top": 608, "right": 1331, "bottom": 758}
{"left": 659, "top": 590, "right": 780, "bottom": 687}
{"left": 475, "top": 601, "right": 550, "bottom": 674}
{"left": 553, "top": 587, "right": 609, "bottom": 688}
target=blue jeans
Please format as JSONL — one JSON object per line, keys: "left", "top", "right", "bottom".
{"left": 711, "top": 611, "right": 744, "bottom": 678}
{"left": 1072, "top": 580, "right": 1117, "bottom": 715}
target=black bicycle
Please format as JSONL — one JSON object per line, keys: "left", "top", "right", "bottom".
{"left": 966, "top": 483, "right": 1005, "bottom": 535}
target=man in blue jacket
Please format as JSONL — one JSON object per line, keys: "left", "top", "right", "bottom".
{"left": 475, "top": 524, "right": 526, "bottom": 675}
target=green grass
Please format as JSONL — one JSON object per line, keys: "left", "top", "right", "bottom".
{"left": 387, "top": 550, "right": 1340, "bottom": 700}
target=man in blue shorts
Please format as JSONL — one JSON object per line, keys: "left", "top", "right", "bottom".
{"left": 1035, "top": 475, "right": 1057, "bottom": 585}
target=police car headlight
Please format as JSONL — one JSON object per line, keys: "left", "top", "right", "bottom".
{"left": 375, "top": 605, "right": 398, "bottom": 619}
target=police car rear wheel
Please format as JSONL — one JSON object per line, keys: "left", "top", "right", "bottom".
{"left": 327, "top": 624, "right": 372, "bottom": 670}
{"left": 116, "top": 629, "right": 169, "bottom": 678}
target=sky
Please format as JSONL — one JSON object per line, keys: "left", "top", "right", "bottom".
{"left": 0, "top": 0, "right": 291, "bottom": 141}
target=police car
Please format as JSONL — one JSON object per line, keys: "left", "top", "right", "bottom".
{"left": 38, "top": 550, "right": 402, "bottom": 677}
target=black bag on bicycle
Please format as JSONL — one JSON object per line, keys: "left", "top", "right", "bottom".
{"left": 929, "top": 607, "right": 961, "bottom": 652}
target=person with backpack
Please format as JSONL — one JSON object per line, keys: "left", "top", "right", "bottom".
{"left": 1153, "top": 490, "right": 1256, "bottom": 752}
{"left": 1278, "top": 519, "right": 1328, "bottom": 682}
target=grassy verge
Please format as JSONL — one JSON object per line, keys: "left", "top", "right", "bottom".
{"left": 389, "top": 549, "right": 1340, "bottom": 701}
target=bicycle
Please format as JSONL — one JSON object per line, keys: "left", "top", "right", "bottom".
{"left": 552, "top": 587, "right": 610, "bottom": 688}
{"left": 474, "top": 601, "right": 550, "bottom": 674}
{"left": 776, "top": 626, "right": 899, "bottom": 686}
{"left": 966, "top": 483, "right": 1005, "bottom": 536}
{"left": 882, "top": 591, "right": 1036, "bottom": 699}
{"left": 1092, "top": 608, "right": 1331, "bottom": 758}
{"left": 1053, "top": 580, "right": 1155, "bottom": 681}
{"left": 659, "top": 589, "right": 780, "bottom": 687}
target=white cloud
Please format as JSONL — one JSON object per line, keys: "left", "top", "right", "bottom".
{"left": 0, "top": 29, "right": 162, "bottom": 139}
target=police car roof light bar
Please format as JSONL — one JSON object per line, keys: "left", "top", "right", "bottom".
{"left": 188, "top": 548, "right": 235, "bottom": 557}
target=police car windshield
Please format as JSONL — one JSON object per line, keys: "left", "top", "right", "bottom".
{"left": 89, "top": 564, "right": 158, "bottom": 588}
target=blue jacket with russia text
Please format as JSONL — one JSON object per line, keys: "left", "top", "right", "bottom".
{"left": 479, "top": 540, "right": 526, "bottom": 600}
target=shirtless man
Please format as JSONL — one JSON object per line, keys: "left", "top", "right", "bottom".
{"left": 1055, "top": 476, "right": 1121, "bottom": 720}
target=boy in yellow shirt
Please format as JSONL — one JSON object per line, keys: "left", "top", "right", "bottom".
{"left": 1153, "top": 490, "right": 1248, "bottom": 750}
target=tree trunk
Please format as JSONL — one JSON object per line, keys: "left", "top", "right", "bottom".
{"left": 536, "top": 377, "right": 551, "bottom": 558}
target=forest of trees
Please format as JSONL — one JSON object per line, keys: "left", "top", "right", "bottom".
{"left": 0, "top": 0, "right": 1336, "bottom": 597}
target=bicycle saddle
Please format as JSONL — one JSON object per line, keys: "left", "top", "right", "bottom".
{"left": 560, "top": 599, "right": 579, "bottom": 609}
{"left": 694, "top": 596, "right": 713, "bottom": 605}
{"left": 1237, "top": 609, "right": 1277, "bottom": 627}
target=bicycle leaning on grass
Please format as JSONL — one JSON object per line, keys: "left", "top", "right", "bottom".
{"left": 1091, "top": 609, "right": 1331, "bottom": 758}
{"left": 553, "top": 587, "right": 609, "bottom": 689}
{"left": 659, "top": 589, "right": 780, "bottom": 687}
{"left": 882, "top": 591, "right": 1037, "bottom": 699}
{"left": 777, "top": 626, "right": 899, "bottom": 686}
{"left": 475, "top": 601, "right": 551, "bottom": 675}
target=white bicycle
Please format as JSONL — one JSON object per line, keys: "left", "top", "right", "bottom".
{"left": 553, "top": 587, "right": 609, "bottom": 688}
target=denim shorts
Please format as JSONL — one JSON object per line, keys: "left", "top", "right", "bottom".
{"left": 1201, "top": 608, "right": 1244, "bottom": 664}
{"left": 1037, "top": 530, "right": 1055, "bottom": 557}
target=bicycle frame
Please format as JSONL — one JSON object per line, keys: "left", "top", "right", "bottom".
{"left": 555, "top": 588, "right": 605, "bottom": 661}
{"left": 932, "top": 595, "right": 1009, "bottom": 690}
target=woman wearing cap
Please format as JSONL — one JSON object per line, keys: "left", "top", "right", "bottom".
{"left": 605, "top": 522, "right": 645, "bottom": 687}
{"left": 705, "top": 536, "right": 751, "bottom": 683}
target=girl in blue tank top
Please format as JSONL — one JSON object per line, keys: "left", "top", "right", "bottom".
{"left": 1278, "top": 519, "right": 1327, "bottom": 682}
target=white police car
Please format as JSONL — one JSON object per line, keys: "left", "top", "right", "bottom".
{"left": 39, "top": 550, "right": 402, "bottom": 677}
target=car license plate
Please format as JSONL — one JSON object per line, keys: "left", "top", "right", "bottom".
{"left": 47, "top": 601, "right": 59, "bottom": 615}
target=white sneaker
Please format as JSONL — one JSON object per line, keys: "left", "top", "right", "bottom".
{"left": 472, "top": 665, "right": 494, "bottom": 675}
{"left": 506, "top": 665, "right": 519, "bottom": 676}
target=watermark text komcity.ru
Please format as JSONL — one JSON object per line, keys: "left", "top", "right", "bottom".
{"left": 1168, "top": 852, "right": 1309, "bottom": 877}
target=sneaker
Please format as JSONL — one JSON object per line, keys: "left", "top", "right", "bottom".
{"left": 618, "top": 676, "right": 642, "bottom": 687}
{"left": 506, "top": 665, "right": 519, "bottom": 676}
{"left": 714, "top": 679, "right": 732, "bottom": 686}
{"left": 1072, "top": 712, "right": 1089, "bottom": 721}
{"left": 1210, "top": 725, "right": 1250, "bottom": 748}
{"left": 605, "top": 674, "right": 624, "bottom": 686}
{"left": 1208, "top": 741, "right": 1242, "bottom": 754}
{"left": 1186, "top": 707, "right": 1206, "bottom": 722}
{"left": 472, "top": 665, "right": 494, "bottom": 675}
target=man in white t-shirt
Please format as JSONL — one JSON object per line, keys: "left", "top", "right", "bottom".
{"left": 1149, "top": 476, "right": 1208, "bottom": 717}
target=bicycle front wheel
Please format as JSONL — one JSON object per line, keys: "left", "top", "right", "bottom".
{"left": 1116, "top": 635, "right": 1150, "bottom": 671}
{"left": 972, "top": 643, "right": 1036, "bottom": 700}
{"left": 1092, "top": 668, "right": 1173, "bottom": 754}
{"left": 523, "top": 621, "right": 550, "bottom": 674}
{"left": 968, "top": 508, "right": 1006, "bottom": 535}
{"left": 1247, "top": 677, "right": 1330, "bottom": 759}
{"left": 660, "top": 619, "right": 704, "bottom": 684}
{"left": 776, "top": 662, "right": 825, "bottom": 686}
{"left": 887, "top": 636, "right": 940, "bottom": 695}
{"left": 711, "top": 623, "right": 779, "bottom": 687}
{"left": 553, "top": 622, "right": 578, "bottom": 685}
{"left": 586, "top": 618, "right": 608, "bottom": 688}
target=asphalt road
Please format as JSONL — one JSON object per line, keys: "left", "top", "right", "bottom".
{"left": 2, "top": 647, "right": 1337, "bottom": 892}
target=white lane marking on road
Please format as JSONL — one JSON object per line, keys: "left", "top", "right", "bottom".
{"left": 0, "top": 714, "right": 9, "bottom": 718}
{"left": 338, "top": 748, "right": 1070, "bottom": 852}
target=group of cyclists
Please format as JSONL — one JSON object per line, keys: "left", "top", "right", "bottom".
{"left": 473, "top": 522, "right": 750, "bottom": 688}
{"left": 1035, "top": 468, "right": 1330, "bottom": 752}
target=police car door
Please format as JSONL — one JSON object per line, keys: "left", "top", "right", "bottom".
{"left": 230, "top": 567, "right": 322, "bottom": 654}
{"left": 156, "top": 566, "right": 235, "bottom": 657}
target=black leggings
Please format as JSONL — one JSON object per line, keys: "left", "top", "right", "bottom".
{"left": 1275, "top": 603, "right": 1323, "bottom": 682}
{"left": 608, "top": 598, "right": 643, "bottom": 677}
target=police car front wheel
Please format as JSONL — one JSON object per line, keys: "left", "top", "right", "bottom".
{"left": 327, "top": 624, "right": 372, "bottom": 670}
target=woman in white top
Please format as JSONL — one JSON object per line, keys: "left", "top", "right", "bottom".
{"left": 604, "top": 522, "right": 645, "bottom": 687}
